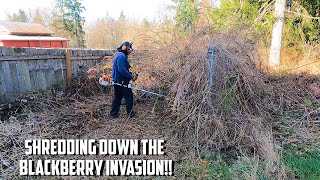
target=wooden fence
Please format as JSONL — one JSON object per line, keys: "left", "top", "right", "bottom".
{"left": 0, "top": 47, "right": 115, "bottom": 102}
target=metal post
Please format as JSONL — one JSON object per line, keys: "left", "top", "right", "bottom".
{"left": 208, "top": 46, "right": 218, "bottom": 87}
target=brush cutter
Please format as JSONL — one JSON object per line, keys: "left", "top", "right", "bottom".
{"left": 99, "top": 75, "right": 165, "bottom": 98}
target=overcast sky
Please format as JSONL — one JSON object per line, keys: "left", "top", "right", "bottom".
{"left": 0, "top": 0, "right": 175, "bottom": 23}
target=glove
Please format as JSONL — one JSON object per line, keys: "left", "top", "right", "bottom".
{"left": 132, "top": 72, "right": 138, "bottom": 81}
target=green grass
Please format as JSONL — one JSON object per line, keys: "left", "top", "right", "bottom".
{"left": 283, "top": 144, "right": 320, "bottom": 180}
{"left": 176, "top": 145, "right": 320, "bottom": 179}
{"left": 176, "top": 150, "right": 270, "bottom": 179}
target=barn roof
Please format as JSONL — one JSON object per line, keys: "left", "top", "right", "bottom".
{"left": 0, "top": 21, "right": 54, "bottom": 36}
{"left": 0, "top": 35, "right": 68, "bottom": 41}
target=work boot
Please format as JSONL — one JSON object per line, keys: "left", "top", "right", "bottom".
{"left": 128, "top": 111, "right": 136, "bottom": 118}
{"left": 109, "top": 113, "right": 119, "bottom": 118}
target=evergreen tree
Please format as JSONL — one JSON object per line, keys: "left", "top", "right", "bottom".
{"left": 48, "top": 7, "right": 70, "bottom": 39}
{"left": 7, "top": 9, "right": 28, "bottom": 22}
{"left": 119, "top": 11, "right": 126, "bottom": 22}
{"left": 172, "top": 0, "right": 200, "bottom": 34}
{"left": 56, "top": 0, "right": 86, "bottom": 47}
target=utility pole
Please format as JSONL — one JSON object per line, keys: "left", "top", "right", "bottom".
{"left": 269, "top": 0, "right": 286, "bottom": 66}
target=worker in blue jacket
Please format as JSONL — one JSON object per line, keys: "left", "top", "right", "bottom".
{"left": 110, "top": 41, "right": 138, "bottom": 118}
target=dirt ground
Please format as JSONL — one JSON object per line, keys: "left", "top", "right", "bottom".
{"left": 0, "top": 92, "right": 182, "bottom": 178}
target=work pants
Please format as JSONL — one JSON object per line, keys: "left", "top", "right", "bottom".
{"left": 110, "top": 85, "right": 133, "bottom": 116}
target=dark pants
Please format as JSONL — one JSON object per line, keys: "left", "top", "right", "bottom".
{"left": 110, "top": 85, "right": 133, "bottom": 116}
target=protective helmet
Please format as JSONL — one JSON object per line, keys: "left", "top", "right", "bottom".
{"left": 117, "top": 41, "right": 133, "bottom": 52}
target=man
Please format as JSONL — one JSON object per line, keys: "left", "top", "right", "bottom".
{"left": 109, "top": 41, "right": 138, "bottom": 118}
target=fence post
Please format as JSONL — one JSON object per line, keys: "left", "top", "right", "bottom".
{"left": 208, "top": 46, "right": 218, "bottom": 87}
{"left": 65, "top": 48, "right": 72, "bottom": 87}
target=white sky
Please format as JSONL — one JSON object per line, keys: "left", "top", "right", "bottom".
{"left": 0, "top": 0, "right": 175, "bottom": 23}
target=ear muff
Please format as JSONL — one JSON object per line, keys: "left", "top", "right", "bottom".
{"left": 122, "top": 45, "right": 127, "bottom": 51}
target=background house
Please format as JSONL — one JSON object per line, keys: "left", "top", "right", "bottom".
{"left": 0, "top": 21, "right": 68, "bottom": 48}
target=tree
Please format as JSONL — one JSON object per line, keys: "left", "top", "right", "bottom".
{"left": 85, "top": 14, "right": 120, "bottom": 49}
{"left": 119, "top": 11, "right": 126, "bottom": 22}
{"left": 172, "top": 0, "right": 200, "bottom": 34}
{"left": 32, "top": 8, "right": 44, "bottom": 25}
{"left": 207, "top": 0, "right": 268, "bottom": 33}
{"left": 295, "top": 0, "right": 320, "bottom": 42}
{"left": 6, "top": 9, "right": 28, "bottom": 22}
{"left": 142, "top": 18, "right": 151, "bottom": 28}
{"left": 57, "top": 0, "right": 86, "bottom": 47}
{"left": 269, "top": 0, "right": 286, "bottom": 66}
{"left": 47, "top": 7, "right": 71, "bottom": 39}
{"left": 297, "top": 0, "right": 320, "bottom": 17}
{"left": 115, "top": 11, "right": 126, "bottom": 46}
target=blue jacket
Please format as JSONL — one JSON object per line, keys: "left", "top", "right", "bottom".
{"left": 112, "top": 52, "right": 132, "bottom": 83}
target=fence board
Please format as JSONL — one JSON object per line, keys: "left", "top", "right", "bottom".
{"left": 0, "top": 47, "right": 115, "bottom": 102}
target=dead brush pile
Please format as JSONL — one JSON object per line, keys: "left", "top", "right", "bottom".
{"left": 165, "top": 29, "right": 320, "bottom": 170}
{"left": 0, "top": 93, "right": 108, "bottom": 177}
{"left": 0, "top": 52, "right": 172, "bottom": 177}
{"left": 167, "top": 31, "right": 278, "bottom": 164}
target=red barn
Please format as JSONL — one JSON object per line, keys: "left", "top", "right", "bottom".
{"left": 0, "top": 21, "right": 68, "bottom": 48}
